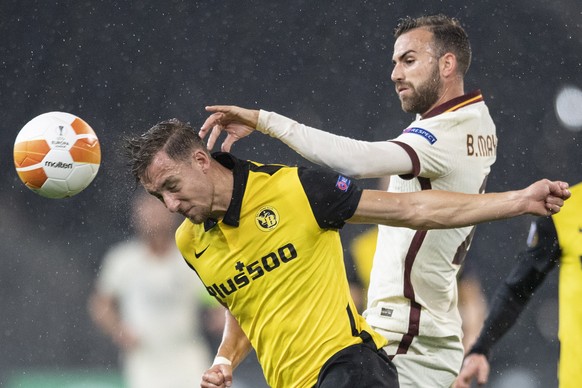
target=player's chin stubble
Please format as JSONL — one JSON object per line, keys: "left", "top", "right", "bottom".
{"left": 401, "top": 69, "right": 442, "bottom": 115}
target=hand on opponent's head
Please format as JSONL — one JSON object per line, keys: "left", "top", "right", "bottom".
{"left": 199, "top": 105, "right": 259, "bottom": 152}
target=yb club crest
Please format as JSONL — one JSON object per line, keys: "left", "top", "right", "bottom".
{"left": 255, "top": 206, "right": 279, "bottom": 231}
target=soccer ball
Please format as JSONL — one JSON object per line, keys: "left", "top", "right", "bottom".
{"left": 13, "top": 111, "right": 101, "bottom": 199}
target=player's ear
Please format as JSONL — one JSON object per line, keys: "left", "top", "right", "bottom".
{"left": 192, "top": 148, "right": 211, "bottom": 172}
{"left": 440, "top": 53, "right": 457, "bottom": 78}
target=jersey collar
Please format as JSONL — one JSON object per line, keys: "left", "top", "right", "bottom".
{"left": 203, "top": 152, "right": 247, "bottom": 231}
{"left": 421, "top": 89, "right": 484, "bottom": 119}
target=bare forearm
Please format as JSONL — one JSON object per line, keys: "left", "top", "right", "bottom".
{"left": 410, "top": 189, "right": 526, "bottom": 229}
{"left": 216, "top": 310, "right": 252, "bottom": 369}
{"left": 350, "top": 187, "right": 543, "bottom": 230}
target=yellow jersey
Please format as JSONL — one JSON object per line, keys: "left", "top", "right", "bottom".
{"left": 176, "top": 153, "right": 386, "bottom": 388}
{"left": 554, "top": 182, "right": 582, "bottom": 388}
{"left": 469, "top": 182, "right": 582, "bottom": 388}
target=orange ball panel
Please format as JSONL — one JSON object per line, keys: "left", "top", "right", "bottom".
{"left": 13, "top": 140, "right": 50, "bottom": 167}
{"left": 70, "top": 138, "right": 102, "bottom": 164}
{"left": 17, "top": 168, "right": 47, "bottom": 190}
{"left": 71, "top": 117, "right": 95, "bottom": 135}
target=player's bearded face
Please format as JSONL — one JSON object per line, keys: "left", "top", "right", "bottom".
{"left": 399, "top": 62, "right": 442, "bottom": 115}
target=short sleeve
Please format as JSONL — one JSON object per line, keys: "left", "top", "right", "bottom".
{"left": 297, "top": 167, "right": 362, "bottom": 229}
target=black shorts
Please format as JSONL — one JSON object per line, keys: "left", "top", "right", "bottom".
{"left": 314, "top": 339, "right": 399, "bottom": 388}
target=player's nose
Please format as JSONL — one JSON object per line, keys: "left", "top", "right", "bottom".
{"left": 162, "top": 193, "right": 180, "bottom": 213}
{"left": 391, "top": 63, "right": 403, "bottom": 82}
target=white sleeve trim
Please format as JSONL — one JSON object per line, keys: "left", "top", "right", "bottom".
{"left": 257, "top": 110, "right": 414, "bottom": 179}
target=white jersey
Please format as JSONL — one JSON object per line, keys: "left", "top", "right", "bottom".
{"left": 367, "top": 92, "right": 496, "bottom": 344}
{"left": 257, "top": 90, "right": 497, "bottom": 351}
{"left": 96, "top": 239, "right": 212, "bottom": 388}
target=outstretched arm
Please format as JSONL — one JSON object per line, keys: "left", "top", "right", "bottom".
{"left": 200, "top": 105, "right": 413, "bottom": 178}
{"left": 348, "top": 179, "right": 570, "bottom": 229}
{"left": 201, "top": 310, "right": 252, "bottom": 388}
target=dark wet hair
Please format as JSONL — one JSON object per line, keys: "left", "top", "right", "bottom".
{"left": 124, "top": 118, "right": 208, "bottom": 183}
{"left": 394, "top": 14, "right": 472, "bottom": 75}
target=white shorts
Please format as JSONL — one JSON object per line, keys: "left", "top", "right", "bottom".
{"left": 374, "top": 327, "right": 464, "bottom": 388}
{"left": 123, "top": 344, "right": 211, "bottom": 388}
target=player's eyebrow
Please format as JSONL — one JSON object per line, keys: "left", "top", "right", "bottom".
{"left": 146, "top": 176, "right": 176, "bottom": 198}
{"left": 159, "top": 176, "right": 179, "bottom": 191}
{"left": 393, "top": 49, "right": 416, "bottom": 64}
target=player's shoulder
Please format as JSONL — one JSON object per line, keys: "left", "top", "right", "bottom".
{"left": 396, "top": 111, "right": 475, "bottom": 148}
{"left": 569, "top": 181, "right": 582, "bottom": 194}
{"left": 553, "top": 181, "right": 582, "bottom": 220}
{"left": 429, "top": 104, "right": 487, "bottom": 127}
{"left": 246, "top": 159, "right": 290, "bottom": 174}
{"left": 244, "top": 160, "right": 298, "bottom": 189}
{"left": 175, "top": 218, "right": 199, "bottom": 242}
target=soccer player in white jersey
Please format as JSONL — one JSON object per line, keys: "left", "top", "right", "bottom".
{"left": 200, "top": 14, "right": 497, "bottom": 387}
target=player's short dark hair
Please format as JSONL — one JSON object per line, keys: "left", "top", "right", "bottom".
{"left": 394, "top": 14, "right": 472, "bottom": 75}
{"left": 124, "top": 118, "right": 208, "bottom": 183}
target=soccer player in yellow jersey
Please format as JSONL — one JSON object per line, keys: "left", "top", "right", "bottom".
{"left": 455, "top": 181, "right": 582, "bottom": 388}
{"left": 124, "top": 118, "right": 568, "bottom": 388}
{"left": 200, "top": 15, "right": 498, "bottom": 387}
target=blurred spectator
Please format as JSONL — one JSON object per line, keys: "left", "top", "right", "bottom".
{"left": 88, "top": 190, "right": 214, "bottom": 388}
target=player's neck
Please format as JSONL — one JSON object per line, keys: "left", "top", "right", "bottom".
{"left": 422, "top": 81, "right": 465, "bottom": 116}
{"left": 209, "top": 161, "right": 235, "bottom": 219}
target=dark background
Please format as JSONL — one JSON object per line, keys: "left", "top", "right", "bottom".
{"left": 1, "top": 1, "right": 581, "bottom": 387}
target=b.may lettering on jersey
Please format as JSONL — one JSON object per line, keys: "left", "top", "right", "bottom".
{"left": 467, "top": 134, "right": 497, "bottom": 157}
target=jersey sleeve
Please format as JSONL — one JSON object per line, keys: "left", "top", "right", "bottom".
{"left": 257, "top": 110, "right": 413, "bottom": 178}
{"left": 468, "top": 216, "right": 560, "bottom": 358}
{"left": 392, "top": 117, "right": 456, "bottom": 179}
{"left": 296, "top": 166, "right": 362, "bottom": 229}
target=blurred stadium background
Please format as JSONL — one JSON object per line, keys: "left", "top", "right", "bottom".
{"left": 1, "top": 1, "right": 580, "bottom": 387}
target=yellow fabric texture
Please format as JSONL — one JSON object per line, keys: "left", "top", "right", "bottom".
{"left": 176, "top": 161, "right": 386, "bottom": 388}
{"left": 554, "top": 182, "right": 582, "bottom": 388}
